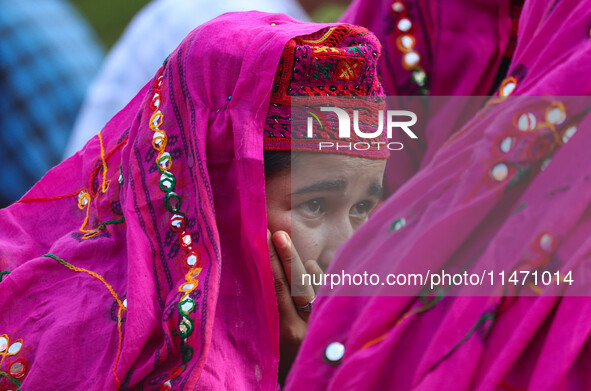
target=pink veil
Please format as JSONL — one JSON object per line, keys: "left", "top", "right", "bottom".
{"left": 0, "top": 12, "right": 336, "bottom": 390}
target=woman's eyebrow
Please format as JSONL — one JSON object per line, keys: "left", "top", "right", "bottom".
{"left": 368, "top": 183, "right": 383, "bottom": 198}
{"left": 291, "top": 179, "right": 347, "bottom": 195}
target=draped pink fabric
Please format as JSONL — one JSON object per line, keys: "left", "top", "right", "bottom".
{"left": 0, "top": 12, "right": 336, "bottom": 390}
{"left": 287, "top": 0, "right": 591, "bottom": 390}
{"left": 340, "top": 0, "right": 514, "bottom": 194}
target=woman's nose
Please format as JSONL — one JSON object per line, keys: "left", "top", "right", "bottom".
{"left": 318, "top": 218, "right": 356, "bottom": 270}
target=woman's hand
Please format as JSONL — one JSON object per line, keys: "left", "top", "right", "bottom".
{"left": 268, "top": 230, "right": 323, "bottom": 386}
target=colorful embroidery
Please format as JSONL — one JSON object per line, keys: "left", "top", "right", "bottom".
{"left": 268, "top": 24, "right": 381, "bottom": 108}
{"left": 313, "top": 46, "right": 340, "bottom": 55}
{"left": 98, "top": 131, "right": 110, "bottom": 193}
{"left": 390, "top": 0, "right": 429, "bottom": 94}
{"left": 334, "top": 59, "right": 364, "bottom": 82}
{"left": 462, "top": 100, "right": 579, "bottom": 200}
{"left": 43, "top": 253, "right": 126, "bottom": 388}
{"left": 299, "top": 27, "right": 337, "bottom": 44}
{"left": 16, "top": 130, "right": 128, "bottom": 244}
{"left": 76, "top": 134, "right": 128, "bottom": 239}
{"left": 499, "top": 76, "right": 518, "bottom": 97}
{"left": 312, "top": 61, "right": 335, "bottom": 80}
{"left": 0, "top": 334, "right": 26, "bottom": 391}
{"left": 263, "top": 26, "right": 390, "bottom": 157}
{"left": 147, "top": 65, "right": 202, "bottom": 390}
{"left": 76, "top": 188, "right": 125, "bottom": 240}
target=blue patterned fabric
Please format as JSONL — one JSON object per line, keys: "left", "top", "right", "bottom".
{"left": 0, "top": 0, "right": 103, "bottom": 206}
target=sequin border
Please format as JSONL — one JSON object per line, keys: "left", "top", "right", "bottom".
{"left": 149, "top": 65, "right": 202, "bottom": 391}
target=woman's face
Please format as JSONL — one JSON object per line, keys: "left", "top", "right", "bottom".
{"left": 265, "top": 152, "right": 387, "bottom": 271}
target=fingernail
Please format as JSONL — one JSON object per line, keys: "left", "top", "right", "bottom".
{"left": 280, "top": 232, "right": 290, "bottom": 246}
{"left": 267, "top": 229, "right": 272, "bottom": 241}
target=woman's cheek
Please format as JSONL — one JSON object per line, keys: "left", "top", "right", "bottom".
{"left": 267, "top": 207, "right": 292, "bottom": 237}
{"left": 290, "top": 216, "right": 323, "bottom": 264}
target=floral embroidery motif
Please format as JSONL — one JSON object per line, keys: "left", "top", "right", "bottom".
{"left": 335, "top": 59, "right": 364, "bottom": 82}
{"left": 0, "top": 334, "right": 27, "bottom": 391}
{"left": 147, "top": 65, "right": 202, "bottom": 390}
{"left": 75, "top": 133, "right": 128, "bottom": 240}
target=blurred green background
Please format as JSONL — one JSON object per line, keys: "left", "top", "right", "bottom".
{"left": 71, "top": 0, "right": 151, "bottom": 48}
{"left": 71, "top": 0, "right": 351, "bottom": 49}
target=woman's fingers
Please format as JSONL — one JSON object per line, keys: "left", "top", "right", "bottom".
{"left": 272, "top": 231, "right": 315, "bottom": 319}
{"left": 268, "top": 230, "right": 304, "bottom": 323}
{"left": 269, "top": 230, "right": 309, "bottom": 385}
{"left": 303, "top": 258, "right": 324, "bottom": 294}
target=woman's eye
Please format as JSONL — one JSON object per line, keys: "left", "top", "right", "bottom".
{"left": 300, "top": 199, "right": 325, "bottom": 216}
{"left": 350, "top": 201, "right": 375, "bottom": 218}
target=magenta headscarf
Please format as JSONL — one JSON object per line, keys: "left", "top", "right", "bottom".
{"left": 287, "top": 0, "right": 591, "bottom": 390}
{"left": 0, "top": 12, "right": 342, "bottom": 390}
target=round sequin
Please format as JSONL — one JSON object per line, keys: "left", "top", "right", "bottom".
{"left": 391, "top": 0, "right": 406, "bottom": 13}
{"left": 538, "top": 233, "right": 556, "bottom": 253}
{"left": 0, "top": 336, "right": 7, "bottom": 353}
{"left": 160, "top": 171, "right": 176, "bottom": 192}
{"left": 324, "top": 342, "right": 345, "bottom": 365}
{"left": 562, "top": 125, "right": 577, "bottom": 143}
{"left": 170, "top": 214, "right": 186, "bottom": 232}
{"left": 411, "top": 69, "right": 426, "bottom": 86}
{"left": 8, "top": 341, "right": 22, "bottom": 355}
{"left": 403, "top": 51, "right": 420, "bottom": 69}
{"left": 165, "top": 192, "right": 181, "bottom": 213}
{"left": 158, "top": 152, "right": 172, "bottom": 171}
{"left": 78, "top": 191, "right": 90, "bottom": 208}
{"left": 490, "top": 163, "right": 509, "bottom": 181}
{"left": 9, "top": 360, "right": 26, "bottom": 378}
{"left": 179, "top": 231, "right": 193, "bottom": 248}
{"left": 500, "top": 137, "right": 513, "bottom": 153}
{"left": 179, "top": 298, "right": 195, "bottom": 315}
{"left": 150, "top": 111, "right": 163, "bottom": 129}
{"left": 500, "top": 77, "right": 517, "bottom": 97}
{"left": 151, "top": 93, "right": 161, "bottom": 110}
{"left": 152, "top": 131, "right": 166, "bottom": 149}
{"left": 397, "top": 18, "right": 412, "bottom": 32}
{"left": 546, "top": 103, "right": 566, "bottom": 125}
{"left": 517, "top": 112, "right": 536, "bottom": 131}
{"left": 123, "top": 299, "right": 127, "bottom": 309}
{"left": 399, "top": 34, "right": 415, "bottom": 50}
{"left": 391, "top": 217, "right": 406, "bottom": 232}
{"left": 178, "top": 316, "right": 193, "bottom": 338}
{"left": 185, "top": 252, "right": 199, "bottom": 267}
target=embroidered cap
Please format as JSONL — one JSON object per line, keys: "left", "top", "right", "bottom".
{"left": 264, "top": 25, "right": 389, "bottom": 159}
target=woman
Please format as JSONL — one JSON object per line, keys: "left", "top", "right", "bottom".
{"left": 287, "top": 0, "right": 591, "bottom": 389}
{"left": 0, "top": 12, "right": 388, "bottom": 390}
